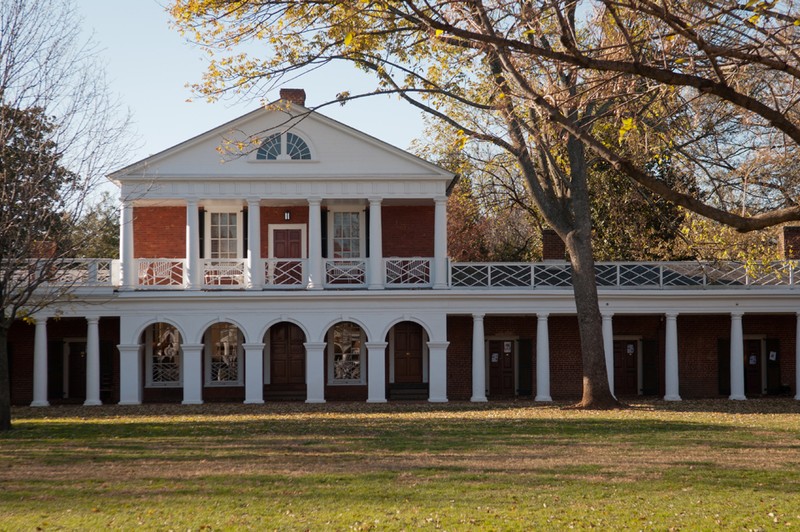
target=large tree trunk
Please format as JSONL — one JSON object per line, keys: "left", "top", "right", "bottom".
{"left": 0, "top": 323, "right": 11, "bottom": 431}
{"left": 565, "top": 228, "right": 620, "bottom": 409}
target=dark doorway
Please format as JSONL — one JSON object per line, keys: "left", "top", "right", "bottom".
{"left": 488, "top": 340, "right": 515, "bottom": 397}
{"left": 67, "top": 341, "right": 87, "bottom": 402}
{"left": 744, "top": 339, "right": 762, "bottom": 396}
{"left": 614, "top": 340, "right": 638, "bottom": 396}
{"left": 394, "top": 322, "right": 423, "bottom": 384}
{"left": 270, "top": 323, "right": 306, "bottom": 385}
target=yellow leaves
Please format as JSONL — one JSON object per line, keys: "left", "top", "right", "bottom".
{"left": 618, "top": 117, "right": 636, "bottom": 145}
{"left": 675, "top": 58, "right": 687, "bottom": 65}
{"left": 453, "top": 129, "right": 468, "bottom": 150}
{"left": 344, "top": 32, "right": 354, "bottom": 46}
{"left": 747, "top": 14, "right": 762, "bottom": 25}
{"left": 794, "top": 19, "right": 800, "bottom": 26}
{"left": 435, "top": 29, "right": 444, "bottom": 37}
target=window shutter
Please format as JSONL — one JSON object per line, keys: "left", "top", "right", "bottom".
{"left": 198, "top": 210, "right": 205, "bottom": 259}
{"left": 242, "top": 209, "right": 248, "bottom": 259}
{"left": 365, "top": 208, "right": 370, "bottom": 259}
{"left": 321, "top": 209, "right": 328, "bottom": 259}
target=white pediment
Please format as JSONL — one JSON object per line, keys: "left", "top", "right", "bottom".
{"left": 110, "top": 103, "right": 453, "bottom": 185}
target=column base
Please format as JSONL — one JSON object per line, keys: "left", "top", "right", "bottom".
{"left": 305, "top": 398, "right": 326, "bottom": 404}
{"left": 663, "top": 395, "right": 682, "bottom": 401}
{"left": 728, "top": 394, "right": 747, "bottom": 401}
{"left": 243, "top": 399, "right": 265, "bottom": 405}
{"left": 428, "top": 397, "right": 448, "bottom": 403}
{"left": 535, "top": 395, "right": 553, "bottom": 402}
{"left": 181, "top": 400, "right": 204, "bottom": 405}
{"left": 367, "top": 398, "right": 387, "bottom": 403}
{"left": 83, "top": 399, "right": 102, "bottom": 406}
{"left": 470, "top": 396, "right": 488, "bottom": 402}
{"left": 795, "top": 394, "right": 800, "bottom": 401}
{"left": 30, "top": 400, "right": 50, "bottom": 407}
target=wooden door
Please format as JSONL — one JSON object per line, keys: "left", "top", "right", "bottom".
{"left": 273, "top": 228, "right": 303, "bottom": 284}
{"left": 613, "top": 340, "right": 638, "bottom": 396}
{"left": 394, "top": 322, "right": 423, "bottom": 383}
{"left": 488, "top": 340, "right": 514, "bottom": 397}
{"left": 270, "top": 323, "right": 305, "bottom": 384}
{"left": 67, "top": 342, "right": 87, "bottom": 400}
{"left": 744, "top": 339, "right": 762, "bottom": 395}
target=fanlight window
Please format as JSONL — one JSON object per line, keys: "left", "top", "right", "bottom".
{"left": 256, "top": 132, "right": 311, "bottom": 160}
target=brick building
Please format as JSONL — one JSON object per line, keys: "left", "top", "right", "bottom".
{"left": 7, "top": 90, "right": 800, "bottom": 406}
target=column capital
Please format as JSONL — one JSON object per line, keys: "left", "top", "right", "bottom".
{"left": 307, "top": 197, "right": 322, "bottom": 206}
{"left": 365, "top": 341, "right": 388, "bottom": 350}
{"left": 664, "top": 312, "right": 679, "bottom": 320}
{"left": 186, "top": 198, "right": 198, "bottom": 207}
{"left": 304, "top": 341, "right": 327, "bottom": 350}
{"left": 368, "top": 196, "right": 383, "bottom": 205}
{"left": 86, "top": 316, "right": 100, "bottom": 325}
{"left": 117, "top": 344, "right": 140, "bottom": 354}
{"left": 472, "top": 313, "right": 485, "bottom": 321}
{"left": 246, "top": 197, "right": 261, "bottom": 206}
{"left": 730, "top": 311, "right": 744, "bottom": 319}
{"left": 537, "top": 312, "right": 550, "bottom": 320}
{"left": 181, "top": 343, "right": 205, "bottom": 352}
{"left": 601, "top": 312, "right": 614, "bottom": 319}
{"left": 434, "top": 196, "right": 447, "bottom": 205}
{"left": 242, "top": 342, "right": 265, "bottom": 350}
{"left": 427, "top": 341, "right": 450, "bottom": 350}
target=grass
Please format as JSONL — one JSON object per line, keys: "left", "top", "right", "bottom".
{"left": 1, "top": 399, "right": 799, "bottom": 530}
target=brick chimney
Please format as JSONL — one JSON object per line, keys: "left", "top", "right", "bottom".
{"left": 780, "top": 226, "right": 800, "bottom": 259}
{"left": 542, "top": 228, "right": 566, "bottom": 261}
{"left": 280, "top": 88, "right": 306, "bottom": 107}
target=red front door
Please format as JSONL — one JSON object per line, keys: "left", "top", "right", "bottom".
{"left": 488, "top": 340, "right": 514, "bottom": 397}
{"left": 270, "top": 323, "right": 305, "bottom": 385}
{"left": 272, "top": 228, "right": 303, "bottom": 284}
{"left": 394, "top": 322, "right": 423, "bottom": 383}
{"left": 614, "top": 340, "right": 638, "bottom": 396}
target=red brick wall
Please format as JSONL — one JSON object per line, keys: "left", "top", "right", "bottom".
{"left": 549, "top": 316, "right": 584, "bottom": 399}
{"left": 446, "top": 316, "right": 472, "bottom": 400}
{"left": 542, "top": 229, "right": 566, "bottom": 261}
{"left": 382, "top": 205, "right": 435, "bottom": 257}
{"left": 133, "top": 206, "right": 186, "bottom": 258}
{"left": 780, "top": 226, "right": 800, "bottom": 259}
{"left": 260, "top": 206, "right": 310, "bottom": 258}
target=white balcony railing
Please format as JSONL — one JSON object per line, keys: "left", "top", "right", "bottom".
{"left": 385, "top": 257, "right": 433, "bottom": 288}
{"left": 325, "top": 259, "right": 367, "bottom": 287}
{"left": 449, "top": 261, "right": 800, "bottom": 289}
{"left": 202, "top": 259, "right": 246, "bottom": 288}
{"left": 137, "top": 259, "right": 185, "bottom": 289}
{"left": 264, "top": 258, "right": 307, "bottom": 288}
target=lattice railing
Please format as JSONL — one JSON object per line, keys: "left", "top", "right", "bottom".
{"left": 137, "top": 259, "right": 185, "bottom": 288}
{"left": 385, "top": 258, "right": 433, "bottom": 287}
{"left": 325, "top": 259, "right": 366, "bottom": 286}
{"left": 450, "top": 261, "right": 800, "bottom": 289}
{"left": 264, "top": 259, "right": 306, "bottom": 288}
{"left": 202, "top": 259, "right": 246, "bottom": 287}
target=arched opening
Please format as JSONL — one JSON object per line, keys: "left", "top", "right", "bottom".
{"left": 324, "top": 321, "right": 368, "bottom": 401}
{"left": 140, "top": 322, "right": 182, "bottom": 403}
{"left": 264, "top": 322, "right": 307, "bottom": 401}
{"left": 386, "top": 321, "right": 429, "bottom": 400}
{"left": 202, "top": 322, "right": 245, "bottom": 401}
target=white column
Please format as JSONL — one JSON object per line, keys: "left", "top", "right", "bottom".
{"left": 471, "top": 314, "right": 487, "bottom": 402}
{"left": 120, "top": 200, "right": 134, "bottom": 290}
{"left": 181, "top": 343, "right": 204, "bottom": 404}
{"left": 536, "top": 313, "right": 552, "bottom": 402}
{"left": 31, "top": 315, "right": 49, "bottom": 407}
{"left": 243, "top": 342, "right": 265, "bottom": 404}
{"left": 433, "top": 196, "right": 448, "bottom": 289}
{"left": 427, "top": 341, "right": 449, "bottom": 402}
{"left": 729, "top": 312, "right": 746, "bottom": 400}
{"left": 247, "top": 198, "right": 262, "bottom": 289}
{"left": 795, "top": 313, "right": 800, "bottom": 400}
{"left": 118, "top": 344, "right": 141, "bottom": 405}
{"left": 368, "top": 197, "right": 384, "bottom": 290}
{"left": 602, "top": 312, "right": 615, "bottom": 397}
{"left": 366, "top": 341, "right": 388, "bottom": 402}
{"left": 84, "top": 317, "right": 102, "bottom": 406}
{"left": 664, "top": 312, "right": 681, "bottom": 401}
{"left": 186, "top": 200, "right": 200, "bottom": 289}
{"left": 307, "top": 198, "right": 323, "bottom": 290}
{"left": 304, "top": 341, "right": 326, "bottom": 403}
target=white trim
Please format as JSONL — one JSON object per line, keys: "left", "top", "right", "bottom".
{"left": 268, "top": 223, "right": 308, "bottom": 259}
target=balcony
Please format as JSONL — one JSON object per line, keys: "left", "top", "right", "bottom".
{"left": 24, "top": 258, "right": 800, "bottom": 291}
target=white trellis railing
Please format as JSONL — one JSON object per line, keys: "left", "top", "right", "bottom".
{"left": 137, "top": 259, "right": 185, "bottom": 288}
{"left": 385, "top": 257, "right": 433, "bottom": 288}
{"left": 324, "top": 259, "right": 366, "bottom": 287}
{"left": 264, "top": 259, "right": 306, "bottom": 288}
{"left": 449, "top": 261, "right": 800, "bottom": 289}
{"left": 202, "top": 259, "right": 246, "bottom": 288}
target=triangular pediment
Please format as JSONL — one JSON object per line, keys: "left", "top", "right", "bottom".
{"left": 110, "top": 102, "right": 453, "bottom": 184}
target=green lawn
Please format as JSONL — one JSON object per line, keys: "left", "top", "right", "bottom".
{"left": 1, "top": 400, "right": 799, "bottom": 530}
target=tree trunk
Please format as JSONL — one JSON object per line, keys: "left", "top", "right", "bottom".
{"left": 0, "top": 324, "right": 11, "bottom": 431}
{"left": 565, "top": 228, "right": 620, "bottom": 409}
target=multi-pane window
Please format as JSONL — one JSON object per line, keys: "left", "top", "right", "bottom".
{"left": 205, "top": 323, "right": 243, "bottom": 385}
{"left": 332, "top": 212, "right": 361, "bottom": 258}
{"left": 145, "top": 323, "right": 181, "bottom": 386}
{"left": 329, "top": 322, "right": 363, "bottom": 384}
{"left": 255, "top": 132, "right": 311, "bottom": 160}
{"left": 209, "top": 212, "right": 238, "bottom": 259}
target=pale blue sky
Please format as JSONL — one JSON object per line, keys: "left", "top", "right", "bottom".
{"left": 76, "top": 0, "right": 426, "bottom": 166}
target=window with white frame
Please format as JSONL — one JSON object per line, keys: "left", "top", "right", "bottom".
{"left": 328, "top": 322, "right": 365, "bottom": 385}
{"left": 205, "top": 323, "right": 244, "bottom": 386}
{"left": 145, "top": 323, "right": 182, "bottom": 387}
{"left": 328, "top": 210, "right": 365, "bottom": 258}
{"left": 205, "top": 209, "right": 243, "bottom": 259}
{"left": 255, "top": 132, "right": 311, "bottom": 160}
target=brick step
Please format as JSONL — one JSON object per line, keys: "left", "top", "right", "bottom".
{"left": 388, "top": 383, "right": 429, "bottom": 401}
